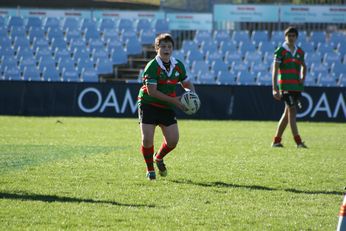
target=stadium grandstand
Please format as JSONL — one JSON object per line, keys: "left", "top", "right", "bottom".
{"left": 0, "top": 0, "right": 345, "bottom": 86}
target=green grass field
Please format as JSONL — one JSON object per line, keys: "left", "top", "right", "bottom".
{"left": 0, "top": 116, "right": 345, "bottom": 230}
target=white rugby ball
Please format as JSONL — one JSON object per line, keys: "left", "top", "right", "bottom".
{"left": 180, "top": 91, "right": 201, "bottom": 115}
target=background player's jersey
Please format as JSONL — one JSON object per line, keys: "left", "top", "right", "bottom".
{"left": 138, "top": 56, "right": 187, "bottom": 109}
{"left": 274, "top": 43, "right": 305, "bottom": 92}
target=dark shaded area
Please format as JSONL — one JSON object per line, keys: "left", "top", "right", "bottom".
{"left": 0, "top": 0, "right": 159, "bottom": 10}
{"left": 0, "top": 192, "right": 157, "bottom": 208}
{"left": 170, "top": 179, "right": 344, "bottom": 196}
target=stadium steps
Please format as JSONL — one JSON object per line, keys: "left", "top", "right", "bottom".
{"left": 113, "top": 45, "right": 156, "bottom": 81}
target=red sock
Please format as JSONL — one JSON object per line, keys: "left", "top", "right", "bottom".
{"left": 294, "top": 135, "right": 302, "bottom": 145}
{"left": 141, "top": 146, "right": 154, "bottom": 172}
{"left": 273, "top": 136, "right": 281, "bottom": 144}
{"left": 155, "top": 142, "right": 175, "bottom": 160}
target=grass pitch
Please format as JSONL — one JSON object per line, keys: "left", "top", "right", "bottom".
{"left": 0, "top": 116, "right": 345, "bottom": 230}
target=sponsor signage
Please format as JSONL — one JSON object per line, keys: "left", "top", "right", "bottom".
{"left": 280, "top": 5, "right": 346, "bottom": 23}
{"left": 166, "top": 13, "right": 212, "bottom": 30}
{"left": 213, "top": 4, "right": 279, "bottom": 22}
{"left": 0, "top": 82, "right": 345, "bottom": 122}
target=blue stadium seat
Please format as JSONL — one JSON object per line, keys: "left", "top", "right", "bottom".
{"left": 77, "top": 58, "right": 95, "bottom": 74}
{"left": 1, "top": 55, "right": 18, "bottom": 68}
{"left": 62, "top": 17, "right": 80, "bottom": 31}
{"left": 305, "top": 52, "right": 322, "bottom": 66}
{"left": 54, "top": 48, "right": 72, "bottom": 61}
{"left": 186, "top": 50, "right": 204, "bottom": 64}
{"left": 73, "top": 48, "right": 91, "bottom": 63}
{"left": 96, "top": 58, "right": 113, "bottom": 74}
{"left": 0, "top": 16, "right": 5, "bottom": 26}
{"left": 200, "top": 41, "right": 218, "bottom": 55}
{"left": 270, "top": 31, "right": 282, "bottom": 44}
{"left": 318, "top": 74, "right": 338, "bottom": 87}
{"left": 213, "top": 30, "right": 231, "bottom": 45}
{"left": 91, "top": 48, "right": 109, "bottom": 63}
{"left": 84, "top": 27, "right": 100, "bottom": 40}
{"left": 69, "top": 38, "right": 87, "bottom": 51}
{"left": 297, "top": 31, "right": 308, "bottom": 43}
{"left": 331, "top": 62, "right": 346, "bottom": 77}
{"left": 102, "top": 28, "right": 120, "bottom": 41}
{"left": 316, "top": 43, "right": 335, "bottom": 54}
{"left": 258, "top": 41, "right": 276, "bottom": 54}
{"left": 42, "top": 66, "right": 60, "bottom": 81}
{"left": 9, "top": 26, "right": 26, "bottom": 38}
{"left": 181, "top": 40, "right": 199, "bottom": 53}
{"left": 28, "top": 27, "right": 45, "bottom": 42}
{"left": 198, "top": 71, "right": 216, "bottom": 84}
{"left": 16, "top": 46, "right": 35, "bottom": 61}
{"left": 172, "top": 50, "right": 185, "bottom": 62}
{"left": 237, "top": 71, "right": 257, "bottom": 85}
{"left": 25, "top": 17, "right": 42, "bottom": 30}
{"left": 329, "top": 32, "right": 346, "bottom": 45}
{"left": 251, "top": 30, "right": 269, "bottom": 44}
{"left": 219, "top": 41, "right": 237, "bottom": 54}
{"left": 217, "top": 70, "right": 236, "bottom": 85}
{"left": 337, "top": 74, "right": 345, "bottom": 87}
{"left": 117, "top": 18, "right": 134, "bottom": 31}
{"left": 205, "top": 51, "right": 223, "bottom": 64}
{"left": 50, "top": 37, "right": 68, "bottom": 50}
{"left": 0, "top": 36, "right": 12, "bottom": 48}
{"left": 32, "top": 37, "right": 50, "bottom": 50}
{"left": 138, "top": 29, "right": 156, "bottom": 45}
{"left": 62, "top": 68, "right": 80, "bottom": 82}
{"left": 57, "top": 57, "right": 75, "bottom": 73}
{"left": 65, "top": 28, "right": 82, "bottom": 42}
{"left": 194, "top": 30, "right": 212, "bottom": 44}
{"left": 244, "top": 51, "right": 262, "bottom": 64}
{"left": 251, "top": 62, "right": 269, "bottom": 73}
{"left": 81, "top": 69, "right": 98, "bottom": 82}
{"left": 81, "top": 18, "right": 97, "bottom": 31}
{"left": 239, "top": 40, "right": 257, "bottom": 53}
{"left": 88, "top": 38, "right": 105, "bottom": 51}
{"left": 99, "top": 18, "right": 117, "bottom": 31}
{"left": 323, "top": 52, "right": 341, "bottom": 65}
{"left": 23, "top": 65, "right": 41, "bottom": 81}
{"left": 210, "top": 59, "right": 229, "bottom": 74}
{"left": 44, "top": 17, "right": 60, "bottom": 31}
{"left": 310, "top": 63, "right": 329, "bottom": 74}
{"left": 304, "top": 72, "right": 318, "bottom": 86}
{"left": 154, "top": 19, "right": 169, "bottom": 34}
{"left": 135, "top": 18, "right": 152, "bottom": 32}
{"left": 120, "top": 29, "right": 137, "bottom": 43}
{"left": 225, "top": 51, "right": 243, "bottom": 65}
{"left": 232, "top": 30, "right": 250, "bottom": 43}
{"left": 0, "top": 26, "right": 7, "bottom": 37}
{"left": 125, "top": 38, "right": 142, "bottom": 56}
{"left": 47, "top": 27, "right": 64, "bottom": 41}
{"left": 106, "top": 38, "right": 123, "bottom": 52}
{"left": 35, "top": 47, "right": 53, "bottom": 60}
{"left": 8, "top": 16, "right": 24, "bottom": 28}
{"left": 231, "top": 61, "right": 249, "bottom": 73}
{"left": 4, "top": 66, "right": 21, "bottom": 81}
{"left": 110, "top": 47, "right": 128, "bottom": 65}
{"left": 256, "top": 72, "right": 272, "bottom": 86}
{"left": 13, "top": 36, "right": 30, "bottom": 50}
{"left": 0, "top": 46, "right": 15, "bottom": 57}
{"left": 38, "top": 56, "right": 56, "bottom": 72}
{"left": 190, "top": 60, "right": 209, "bottom": 76}
{"left": 336, "top": 43, "right": 346, "bottom": 55}
{"left": 310, "top": 31, "right": 326, "bottom": 44}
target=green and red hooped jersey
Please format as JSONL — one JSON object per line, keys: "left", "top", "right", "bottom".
{"left": 137, "top": 56, "right": 188, "bottom": 109}
{"left": 274, "top": 43, "right": 305, "bottom": 92}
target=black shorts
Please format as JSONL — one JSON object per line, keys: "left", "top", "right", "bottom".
{"left": 281, "top": 91, "right": 301, "bottom": 107}
{"left": 138, "top": 104, "right": 177, "bottom": 126}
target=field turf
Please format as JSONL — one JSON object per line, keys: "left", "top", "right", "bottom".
{"left": 0, "top": 116, "right": 345, "bottom": 230}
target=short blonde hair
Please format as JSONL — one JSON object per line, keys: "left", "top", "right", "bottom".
{"left": 154, "top": 33, "right": 174, "bottom": 50}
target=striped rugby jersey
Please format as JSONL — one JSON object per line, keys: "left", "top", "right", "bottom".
{"left": 274, "top": 42, "right": 305, "bottom": 92}
{"left": 137, "top": 55, "right": 188, "bottom": 109}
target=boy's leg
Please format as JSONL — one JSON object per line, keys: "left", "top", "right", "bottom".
{"left": 154, "top": 124, "right": 179, "bottom": 176}
{"left": 140, "top": 123, "right": 156, "bottom": 179}
{"left": 272, "top": 106, "right": 288, "bottom": 147}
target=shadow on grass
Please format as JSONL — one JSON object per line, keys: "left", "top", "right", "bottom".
{"left": 170, "top": 180, "right": 343, "bottom": 196}
{"left": 0, "top": 192, "right": 156, "bottom": 208}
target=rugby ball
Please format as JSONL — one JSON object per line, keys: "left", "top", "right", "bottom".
{"left": 180, "top": 91, "right": 201, "bottom": 115}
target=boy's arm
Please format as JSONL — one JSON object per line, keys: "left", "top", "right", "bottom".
{"left": 272, "top": 62, "right": 281, "bottom": 100}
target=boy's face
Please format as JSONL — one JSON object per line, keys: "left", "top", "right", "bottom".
{"left": 285, "top": 32, "right": 297, "bottom": 45}
{"left": 157, "top": 40, "right": 173, "bottom": 62}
